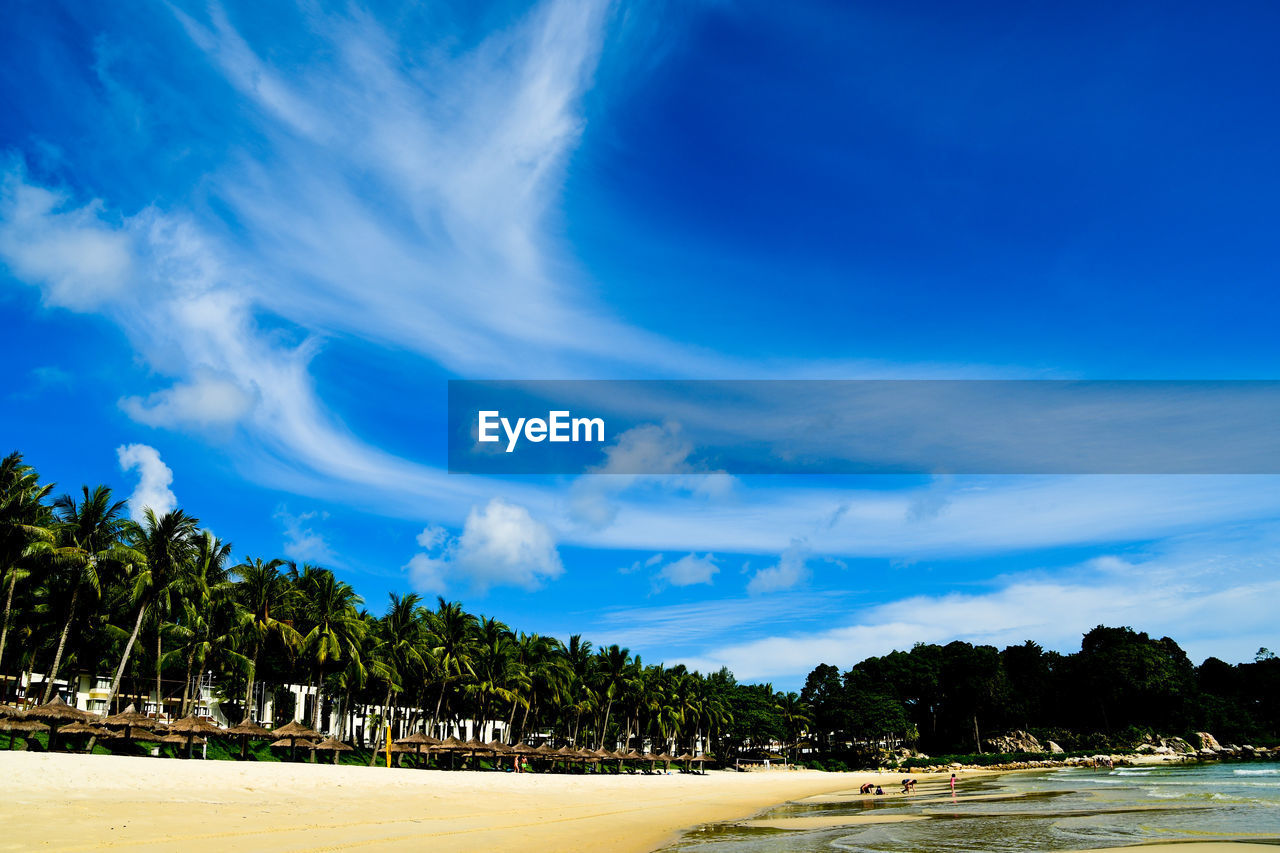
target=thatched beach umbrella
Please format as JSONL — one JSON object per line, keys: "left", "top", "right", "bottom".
{"left": 431, "top": 735, "right": 469, "bottom": 769}
{"left": 57, "top": 721, "right": 111, "bottom": 752}
{"left": 461, "top": 738, "right": 494, "bottom": 770}
{"left": 0, "top": 705, "right": 26, "bottom": 719}
{"left": 484, "top": 740, "right": 515, "bottom": 770}
{"left": 272, "top": 720, "right": 320, "bottom": 761}
{"left": 396, "top": 731, "right": 441, "bottom": 766}
{"left": 103, "top": 704, "right": 156, "bottom": 742}
{"left": 1, "top": 717, "right": 49, "bottom": 749}
{"left": 224, "top": 719, "right": 273, "bottom": 758}
{"left": 507, "top": 742, "right": 536, "bottom": 771}
{"left": 313, "top": 736, "right": 354, "bottom": 765}
{"left": 161, "top": 733, "right": 205, "bottom": 750}
{"left": 169, "top": 714, "right": 223, "bottom": 759}
{"left": 26, "top": 695, "right": 89, "bottom": 749}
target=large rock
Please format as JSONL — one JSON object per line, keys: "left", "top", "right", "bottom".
{"left": 1162, "top": 737, "right": 1194, "bottom": 754}
{"left": 984, "top": 730, "right": 1044, "bottom": 754}
{"left": 1194, "top": 732, "right": 1222, "bottom": 751}
{"left": 1047, "top": 741, "right": 1065, "bottom": 754}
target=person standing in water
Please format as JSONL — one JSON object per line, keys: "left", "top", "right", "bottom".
{"left": 950, "top": 773, "right": 957, "bottom": 793}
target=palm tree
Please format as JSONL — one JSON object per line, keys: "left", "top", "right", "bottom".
{"left": 776, "top": 691, "right": 812, "bottom": 763}
{"left": 510, "top": 633, "right": 567, "bottom": 744}
{"left": 0, "top": 452, "right": 54, "bottom": 687}
{"left": 464, "top": 616, "right": 518, "bottom": 741}
{"left": 103, "top": 509, "right": 200, "bottom": 714}
{"left": 168, "top": 531, "right": 243, "bottom": 716}
{"left": 233, "top": 556, "right": 298, "bottom": 721}
{"left": 293, "top": 565, "right": 364, "bottom": 732}
{"left": 363, "top": 592, "right": 423, "bottom": 762}
{"left": 594, "top": 644, "right": 636, "bottom": 750}
{"left": 40, "top": 486, "right": 135, "bottom": 703}
{"left": 425, "top": 598, "right": 477, "bottom": 735}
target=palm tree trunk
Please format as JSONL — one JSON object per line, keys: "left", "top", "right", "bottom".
{"left": 599, "top": 698, "right": 613, "bottom": 750}
{"left": 41, "top": 585, "right": 80, "bottom": 703}
{"left": 431, "top": 679, "right": 447, "bottom": 734}
{"left": 518, "top": 690, "right": 533, "bottom": 743}
{"left": 103, "top": 597, "right": 149, "bottom": 713}
{"left": 0, "top": 570, "right": 17, "bottom": 687}
{"left": 179, "top": 645, "right": 195, "bottom": 717}
{"left": 243, "top": 643, "right": 260, "bottom": 720}
{"left": 312, "top": 675, "right": 325, "bottom": 733}
{"left": 154, "top": 622, "right": 163, "bottom": 720}
{"left": 367, "top": 686, "right": 393, "bottom": 766}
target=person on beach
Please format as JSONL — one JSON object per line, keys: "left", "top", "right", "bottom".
{"left": 860, "top": 782, "right": 874, "bottom": 795}
{"left": 875, "top": 786, "right": 884, "bottom": 796}
{"left": 950, "top": 773, "right": 957, "bottom": 793}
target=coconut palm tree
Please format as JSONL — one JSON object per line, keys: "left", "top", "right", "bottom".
{"left": 0, "top": 452, "right": 55, "bottom": 687}
{"left": 102, "top": 509, "right": 200, "bottom": 714}
{"left": 167, "top": 531, "right": 245, "bottom": 716}
{"left": 464, "top": 616, "right": 519, "bottom": 741}
{"left": 363, "top": 592, "right": 423, "bottom": 762}
{"left": 40, "top": 486, "right": 135, "bottom": 703}
{"left": 293, "top": 565, "right": 364, "bottom": 732}
{"left": 776, "top": 691, "right": 812, "bottom": 762}
{"left": 594, "top": 644, "right": 637, "bottom": 750}
{"left": 233, "top": 556, "right": 299, "bottom": 721}
{"left": 424, "top": 598, "right": 477, "bottom": 735}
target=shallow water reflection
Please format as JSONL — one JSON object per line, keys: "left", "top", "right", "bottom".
{"left": 662, "top": 764, "right": 1280, "bottom": 852}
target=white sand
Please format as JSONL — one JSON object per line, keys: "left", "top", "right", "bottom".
{"left": 0, "top": 752, "right": 915, "bottom": 852}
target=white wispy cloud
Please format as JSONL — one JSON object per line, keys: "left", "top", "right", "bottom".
{"left": 275, "top": 507, "right": 335, "bottom": 564}
{"left": 116, "top": 443, "right": 177, "bottom": 522}
{"left": 672, "top": 530, "right": 1280, "bottom": 682}
{"left": 653, "top": 552, "right": 720, "bottom": 588}
{"left": 407, "top": 497, "right": 563, "bottom": 595}
{"left": 746, "top": 539, "right": 811, "bottom": 594}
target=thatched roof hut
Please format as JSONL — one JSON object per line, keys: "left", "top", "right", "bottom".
{"left": 26, "top": 696, "right": 89, "bottom": 723}
{"left": 312, "top": 736, "right": 353, "bottom": 752}
{"left": 161, "top": 733, "right": 205, "bottom": 746}
{"left": 1, "top": 718, "right": 49, "bottom": 733}
{"left": 169, "top": 715, "right": 223, "bottom": 735}
{"left": 103, "top": 704, "right": 153, "bottom": 728}
{"left": 272, "top": 720, "right": 319, "bottom": 739}
{"left": 225, "top": 720, "right": 273, "bottom": 739}
{"left": 57, "top": 722, "right": 111, "bottom": 737}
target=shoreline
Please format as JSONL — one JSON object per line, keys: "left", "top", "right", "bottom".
{"left": 3, "top": 752, "right": 1275, "bottom": 851}
{"left": 0, "top": 752, "right": 944, "bottom": 852}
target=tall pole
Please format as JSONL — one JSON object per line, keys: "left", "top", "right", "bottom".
{"left": 385, "top": 723, "right": 391, "bottom": 768}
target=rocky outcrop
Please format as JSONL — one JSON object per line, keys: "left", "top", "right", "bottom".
{"left": 983, "top": 730, "right": 1044, "bottom": 753}
{"left": 1194, "top": 732, "right": 1222, "bottom": 751}
{"left": 1047, "top": 741, "right": 1065, "bottom": 754}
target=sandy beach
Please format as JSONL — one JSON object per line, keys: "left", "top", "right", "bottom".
{"left": 0, "top": 753, "right": 900, "bottom": 852}
{"left": 4, "top": 754, "right": 1277, "bottom": 852}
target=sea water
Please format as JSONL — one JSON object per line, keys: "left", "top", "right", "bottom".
{"left": 664, "top": 763, "right": 1280, "bottom": 852}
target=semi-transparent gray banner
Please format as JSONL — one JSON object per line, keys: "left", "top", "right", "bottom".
{"left": 447, "top": 380, "right": 1280, "bottom": 474}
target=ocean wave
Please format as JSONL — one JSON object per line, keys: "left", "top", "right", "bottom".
{"left": 1234, "top": 769, "right": 1280, "bottom": 776}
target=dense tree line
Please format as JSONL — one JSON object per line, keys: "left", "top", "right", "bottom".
{"left": 801, "top": 630, "right": 1280, "bottom": 758}
{"left": 6, "top": 450, "right": 1274, "bottom": 763}
{"left": 0, "top": 451, "right": 808, "bottom": 759}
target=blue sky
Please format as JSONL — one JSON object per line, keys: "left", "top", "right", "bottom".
{"left": 3, "top": 0, "right": 1280, "bottom": 689}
